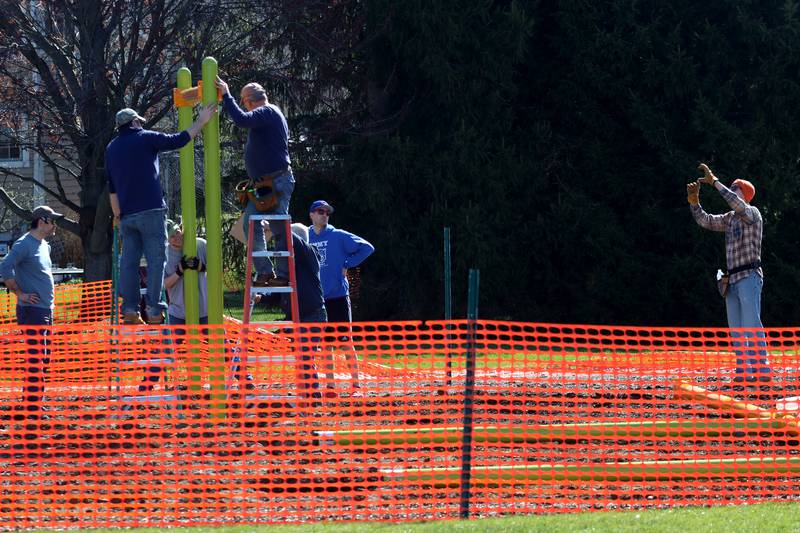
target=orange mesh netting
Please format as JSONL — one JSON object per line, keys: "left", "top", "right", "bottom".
{"left": 0, "top": 280, "right": 112, "bottom": 325}
{"left": 1, "top": 303, "right": 800, "bottom": 528}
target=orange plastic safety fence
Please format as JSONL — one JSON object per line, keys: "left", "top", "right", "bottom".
{"left": 0, "top": 280, "right": 112, "bottom": 325}
{"left": 1, "top": 319, "right": 800, "bottom": 528}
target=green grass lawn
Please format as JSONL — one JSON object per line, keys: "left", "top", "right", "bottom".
{"left": 223, "top": 290, "right": 284, "bottom": 323}
{"left": 360, "top": 350, "right": 610, "bottom": 371}
{"left": 27, "top": 503, "right": 800, "bottom": 533}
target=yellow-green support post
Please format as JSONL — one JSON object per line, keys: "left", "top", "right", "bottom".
{"left": 201, "top": 57, "right": 225, "bottom": 412}
{"left": 177, "top": 67, "right": 200, "bottom": 326}
{"left": 176, "top": 67, "right": 204, "bottom": 393}
{"left": 201, "top": 57, "right": 222, "bottom": 323}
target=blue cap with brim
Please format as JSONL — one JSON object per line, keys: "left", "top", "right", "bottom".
{"left": 309, "top": 200, "right": 334, "bottom": 214}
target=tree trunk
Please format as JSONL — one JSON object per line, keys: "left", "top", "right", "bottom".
{"left": 80, "top": 169, "right": 113, "bottom": 282}
{"left": 83, "top": 245, "right": 111, "bottom": 281}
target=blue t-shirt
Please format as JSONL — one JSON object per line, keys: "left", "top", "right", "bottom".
{"left": 106, "top": 125, "right": 190, "bottom": 216}
{"left": 308, "top": 224, "right": 374, "bottom": 300}
{"left": 0, "top": 233, "right": 54, "bottom": 310}
{"left": 221, "top": 93, "right": 290, "bottom": 178}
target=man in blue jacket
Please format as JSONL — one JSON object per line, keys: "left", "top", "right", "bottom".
{"left": 308, "top": 200, "right": 374, "bottom": 322}
{"left": 215, "top": 76, "right": 294, "bottom": 288}
{"left": 308, "top": 200, "right": 374, "bottom": 392}
{"left": 106, "top": 104, "right": 215, "bottom": 325}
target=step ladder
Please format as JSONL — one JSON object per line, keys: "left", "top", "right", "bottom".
{"left": 243, "top": 214, "right": 300, "bottom": 325}
{"left": 240, "top": 214, "right": 302, "bottom": 404}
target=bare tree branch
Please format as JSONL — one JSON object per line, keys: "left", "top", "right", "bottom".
{"left": 0, "top": 187, "right": 79, "bottom": 234}
{"left": 0, "top": 166, "right": 79, "bottom": 213}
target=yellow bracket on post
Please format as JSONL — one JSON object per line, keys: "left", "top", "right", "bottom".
{"left": 173, "top": 81, "right": 222, "bottom": 108}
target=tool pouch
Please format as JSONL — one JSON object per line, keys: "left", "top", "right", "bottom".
{"left": 248, "top": 176, "right": 279, "bottom": 212}
{"left": 235, "top": 180, "right": 250, "bottom": 206}
{"left": 716, "top": 269, "right": 729, "bottom": 298}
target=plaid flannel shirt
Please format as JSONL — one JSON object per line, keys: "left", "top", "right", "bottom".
{"left": 690, "top": 183, "right": 763, "bottom": 285}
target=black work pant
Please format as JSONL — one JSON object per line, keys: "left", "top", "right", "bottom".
{"left": 17, "top": 305, "right": 52, "bottom": 419}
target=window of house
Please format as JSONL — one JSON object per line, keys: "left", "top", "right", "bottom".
{"left": 0, "top": 128, "right": 27, "bottom": 167}
{"left": 0, "top": 139, "right": 21, "bottom": 161}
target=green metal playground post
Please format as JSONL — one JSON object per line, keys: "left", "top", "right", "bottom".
{"left": 177, "top": 67, "right": 200, "bottom": 326}
{"left": 201, "top": 57, "right": 226, "bottom": 411}
{"left": 176, "top": 66, "right": 205, "bottom": 395}
{"left": 201, "top": 57, "right": 222, "bottom": 324}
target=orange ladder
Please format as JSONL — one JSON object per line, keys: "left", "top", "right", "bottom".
{"left": 242, "top": 213, "right": 300, "bottom": 324}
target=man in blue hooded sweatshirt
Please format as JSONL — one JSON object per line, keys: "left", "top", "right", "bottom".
{"left": 307, "top": 200, "right": 374, "bottom": 322}
{"left": 308, "top": 200, "right": 373, "bottom": 392}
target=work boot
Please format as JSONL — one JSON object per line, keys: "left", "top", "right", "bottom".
{"left": 122, "top": 312, "right": 145, "bottom": 325}
{"left": 266, "top": 276, "right": 289, "bottom": 287}
{"left": 253, "top": 273, "right": 275, "bottom": 287}
{"left": 146, "top": 311, "right": 165, "bottom": 325}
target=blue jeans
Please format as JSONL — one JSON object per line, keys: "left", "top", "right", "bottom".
{"left": 120, "top": 208, "right": 168, "bottom": 317}
{"left": 17, "top": 306, "right": 52, "bottom": 418}
{"left": 243, "top": 171, "right": 295, "bottom": 277}
{"left": 725, "top": 272, "right": 770, "bottom": 382}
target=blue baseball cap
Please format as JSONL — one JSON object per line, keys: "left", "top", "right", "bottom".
{"left": 309, "top": 200, "right": 334, "bottom": 214}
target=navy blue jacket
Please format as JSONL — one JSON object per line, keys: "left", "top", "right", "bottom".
{"left": 221, "top": 93, "right": 290, "bottom": 178}
{"left": 106, "top": 125, "right": 190, "bottom": 216}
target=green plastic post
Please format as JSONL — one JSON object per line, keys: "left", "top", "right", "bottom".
{"left": 177, "top": 67, "right": 200, "bottom": 326}
{"left": 177, "top": 67, "right": 204, "bottom": 394}
{"left": 201, "top": 57, "right": 225, "bottom": 411}
{"left": 202, "top": 57, "right": 222, "bottom": 324}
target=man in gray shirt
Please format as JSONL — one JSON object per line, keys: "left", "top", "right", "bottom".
{"left": 164, "top": 220, "right": 208, "bottom": 324}
{"left": 136, "top": 220, "right": 208, "bottom": 393}
{"left": 0, "top": 205, "right": 64, "bottom": 422}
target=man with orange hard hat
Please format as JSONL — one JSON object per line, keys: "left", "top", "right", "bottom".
{"left": 687, "top": 163, "right": 770, "bottom": 385}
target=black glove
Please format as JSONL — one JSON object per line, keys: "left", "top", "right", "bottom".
{"left": 181, "top": 255, "right": 206, "bottom": 272}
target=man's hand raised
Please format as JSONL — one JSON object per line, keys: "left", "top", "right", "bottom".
{"left": 186, "top": 104, "right": 217, "bottom": 139}
{"left": 687, "top": 181, "right": 700, "bottom": 205}
{"left": 214, "top": 76, "right": 230, "bottom": 96}
{"left": 697, "top": 163, "right": 718, "bottom": 186}
{"left": 197, "top": 103, "right": 217, "bottom": 125}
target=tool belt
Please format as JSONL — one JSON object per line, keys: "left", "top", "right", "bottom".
{"left": 234, "top": 167, "right": 289, "bottom": 212}
{"left": 726, "top": 261, "right": 761, "bottom": 276}
{"left": 716, "top": 261, "right": 761, "bottom": 298}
